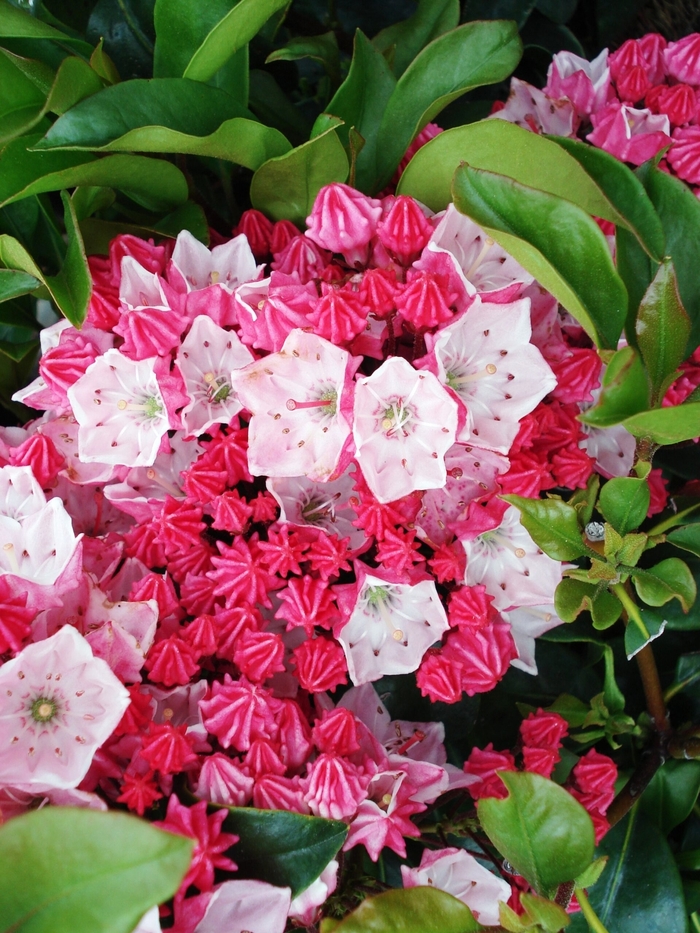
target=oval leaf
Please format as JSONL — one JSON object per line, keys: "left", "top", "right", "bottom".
{"left": 621, "top": 403, "right": 700, "bottom": 446}
{"left": 636, "top": 258, "right": 691, "bottom": 403}
{"left": 250, "top": 127, "right": 348, "bottom": 226}
{"left": 375, "top": 20, "right": 522, "bottom": 191}
{"left": 598, "top": 477, "right": 650, "bottom": 536}
{"left": 578, "top": 346, "right": 650, "bottom": 428}
{"left": 640, "top": 759, "right": 700, "bottom": 835}
{"left": 501, "top": 494, "right": 586, "bottom": 560}
{"left": 220, "top": 806, "right": 347, "bottom": 898}
{"left": 667, "top": 524, "right": 700, "bottom": 558}
{"left": 478, "top": 771, "right": 595, "bottom": 896}
{"left": 0, "top": 807, "right": 193, "bottom": 933}
{"left": 333, "top": 887, "right": 482, "bottom": 933}
{"left": 452, "top": 163, "right": 627, "bottom": 348}
{"left": 632, "top": 557, "right": 697, "bottom": 612}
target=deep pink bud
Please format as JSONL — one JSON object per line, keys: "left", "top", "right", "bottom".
{"left": 144, "top": 635, "right": 200, "bottom": 686}
{"left": 522, "top": 746, "right": 558, "bottom": 778}
{"left": 234, "top": 208, "right": 274, "bottom": 260}
{"left": 233, "top": 629, "right": 286, "bottom": 683}
{"left": 443, "top": 623, "right": 517, "bottom": 696}
{"left": 395, "top": 271, "right": 456, "bottom": 331}
{"left": 305, "top": 183, "right": 382, "bottom": 266}
{"left": 196, "top": 751, "right": 254, "bottom": 806}
{"left": 463, "top": 743, "right": 517, "bottom": 800}
{"left": 377, "top": 196, "right": 433, "bottom": 265}
{"left": 668, "top": 126, "right": 700, "bottom": 185}
{"left": 416, "top": 651, "right": 463, "bottom": 704}
{"left": 292, "top": 636, "right": 348, "bottom": 693}
{"left": 245, "top": 738, "right": 286, "bottom": 778}
{"left": 140, "top": 721, "right": 198, "bottom": 773}
{"left": 665, "top": 34, "right": 700, "bottom": 85}
{"left": 313, "top": 707, "right": 361, "bottom": 756}
{"left": 270, "top": 218, "right": 300, "bottom": 255}
{"left": 655, "top": 83, "right": 697, "bottom": 127}
{"left": 9, "top": 434, "right": 65, "bottom": 487}
{"left": 307, "top": 283, "right": 369, "bottom": 344}
{"left": 519, "top": 709, "right": 568, "bottom": 751}
{"left": 302, "top": 752, "right": 368, "bottom": 819}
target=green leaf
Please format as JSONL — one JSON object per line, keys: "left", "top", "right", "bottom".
{"left": 452, "top": 163, "right": 627, "bottom": 349}
{"left": 0, "top": 0, "right": 92, "bottom": 50}
{"left": 0, "top": 336, "right": 38, "bottom": 361}
{"left": 0, "top": 807, "right": 193, "bottom": 933}
{"left": 0, "top": 136, "right": 188, "bottom": 212}
{"left": 568, "top": 810, "right": 688, "bottom": 933}
{"left": 501, "top": 494, "right": 585, "bottom": 560}
{"left": 636, "top": 160, "right": 700, "bottom": 355}
{"left": 70, "top": 185, "right": 116, "bottom": 221}
{"left": 543, "top": 622, "right": 626, "bottom": 714}
{"left": 182, "top": 0, "right": 289, "bottom": 84}
{"left": 546, "top": 136, "right": 665, "bottom": 261}
{"left": 220, "top": 806, "right": 346, "bottom": 898}
{"left": 398, "top": 120, "right": 620, "bottom": 218}
{"left": 616, "top": 225, "right": 655, "bottom": 338}
{"left": 579, "top": 346, "right": 650, "bottom": 428}
{"left": 312, "top": 30, "right": 396, "bottom": 194}
{"left": 0, "top": 268, "right": 40, "bottom": 301}
{"left": 598, "top": 477, "right": 650, "bottom": 536}
{"left": 89, "top": 39, "right": 120, "bottom": 85}
{"left": 86, "top": 0, "right": 156, "bottom": 80}
{"left": 520, "top": 893, "right": 571, "bottom": 932}
{"left": 624, "top": 607, "right": 667, "bottom": 659}
{"left": 372, "top": 0, "right": 459, "bottom": 78}
{"left": 620, "top": 403, "right": 700, "bottom": 446}
{"left": 641, "top": 760, "right": 700, "bottom": 834}
{"left": 80, "top": 203, "right": 210, "bottom": 254}
{"left": 0, "top": 49, "right": 50, "bottom": 144}
{"left": 462, "top": 0, "right": 536, "bottom": 28}
{"left": 267, "top": 32, "right": 340, "bottom": 84}
{"left": 250, "top": 127, "right": 348, "bottom": 226}
{"left": 574, "top": 856, "right": 608, "bottom": 890}
{"left": 375, "top": 20, "right": 522, "bottom": 191}
{"left": 668, "top": 525, "right": 700, "bottom": 558}
{"left": 636, "top": 259, "right": 691, "bottom": 403}
{"left": 632, "top": 558, "right": 697, "bottom": 612}
{"left": 478, "top": 771, "right": 595, "bottom": 896}
{"left": 616, "top": 533, "right": 648, "bottom": 569}
{"left": 332, "top": 887, "right": 482, "bottom": 933}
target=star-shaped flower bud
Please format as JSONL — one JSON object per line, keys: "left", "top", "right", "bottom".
{"left": 461, "top": 504, "right": 563, "bottom": 610}
{"left": 353, "top": 356, "right": 458, "bottom": 503}
{"left": 67, "top": 348, "right": 171, "bottom": 467}
{"left": 176, "top": 316, "right": 254, "bottom": 436}
{"left": 425, "top": 297, "right": 557, "bottom": 454}
{"left": 169, "top": 229, "right": 263, "bottom": 293}
{"left": 335, "top": 564, "right": 450, "bottom": 685}
{"left": 0, "top": 625, "right": 130, "bottom": 791}
{"left": 230, "top": 329, "right": 360, "bottom": 482}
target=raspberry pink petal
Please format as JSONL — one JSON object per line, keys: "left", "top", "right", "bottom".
{"left": 231, "top": 329, "right": 359, "bottom": 482}
{"left": 664, "top": 34, "right": 700, "bottom": 85}
{"left": 305, "top": 183, "right": 382, "bottom": 267}
{"left": 0, "top": 625, "right": 129, "bottom": 791}
{"left": 353, "top": 356, "right": 458, "bottom": 503}
{"left": 544, "top": 49, "right": 611, "bottom": 117}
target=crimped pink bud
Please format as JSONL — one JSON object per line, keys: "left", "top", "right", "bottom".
{"left": 463, "top": 743, "right": 516, "bottom": 800}
{"left": 312, "top": 707, "right": 361, "bottom": 756}
{"left": 610, "top": 39, "right": 651, "bottom": 101}
{"left": 144, "top": 636, "right": 200, "bottom": 686}
{"left": 233, "top": 629, "right": 286, "bottom": 683}
{"left": 639, "top": 32, "right": 667, "bottom": 83}
{"left": 653, "top": 83, "right": 697, "bottom": 127}
{"left": 292, "top": 636, "right": 348, "bottom": 693}
{"left": 395, "top": 271, "right": 456, "bottom": 331}
{"left": 9, "top": 433, "right": 65, "bottom": 487}
{"left": 308, "top": 284, "right": 369, "bottom": 344}
{"left": 305, "top": 183, "right": 382, "bottom": 266}
{"left": 668, "top": 126, "right": 700, "bottom": 185}
{"left": 416, "top": 650, "right": 463, "bottom": 704}
{"left": 377, "top": 196, "right": 433, "bottom": 265}
{"left": 443, "top": 622, "right": 516, "bottom": 696}
{"left": 233, "top": 208, "right": 273, "bottom": 260}
{"left": 196, "top": 751, "right": 254, "bottom": 806}
{"left": 665, "top": 33, "right": 700, "bottom": 85}
{"left": 302, "top": 752, "right": 368, "bottom": 819}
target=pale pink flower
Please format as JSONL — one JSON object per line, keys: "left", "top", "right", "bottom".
{"left": 501, "top": 603, "right": 564, "bottom": 675}
{"left": 353, "top": 356, "right": 458, "bottom": 503}
{"left": 177, "top": 316, "right": 254, "bottom": 436}
{"left": 0, "top": 465, "right": 47, "bottom": 520}
{"left": 545, "top": 49, "right": 611, "bottom": 116}
{"left": 461, "top": 504, "right": 563, "bottom": 610}
{"left": 170, "top": 230, "right": 262, "bottom": 294}
{"left": 335, "top": 564, "right": 450, "bottom": 684}
{"left": 288, "top": 859, "right": 338, "bottom": 926}
{"left": 0, "top": 496, "right": 81, "bottom": 590}
{"left": 401, "top": 847, "right": 511, "bottom": 926}
{"left": 231, "top": 329, "right": 359, "bottom": 482}
{"left": 119, "top": 256, "right": 170, "bottom": 311}
{"left": 344, "top": 769, "right": 424, "bottom": 860}
{"left": 194, "top": 879, "right": 291, "bottom": 933}
{"left": 491, "top": 77, "right": 578, "bottom": 136}
{"left": 67, "top": 348, "right": 171, "bottom": 467}
{"left": 0, "top": 625, "right": 130, "bottom": 791}
{"left": 587, "top": 101, "right": 670, "bottom": 165}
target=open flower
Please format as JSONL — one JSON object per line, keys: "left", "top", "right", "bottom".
{"left": 0, "top": 625, "right": 130, "bottom": 791}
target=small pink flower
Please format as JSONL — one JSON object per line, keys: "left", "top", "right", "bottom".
{"left": 490, "top": 77, "right": 578, "bottom": 136}
{"left": 545, "top": 49, "right": 611, "bottom": 117}
{"left": 587, "top": 100, "right": 670, "bottom": 166}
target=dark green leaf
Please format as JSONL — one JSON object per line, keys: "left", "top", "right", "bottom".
{"left": 620, "top": 404, "right": 700, "bottom": 446}
{"left": 624, "top": 607, "right": 667, "bottom": 659}
{"left": 0, "top": 336, "right": 38, "bottom": 361}
{"left": 598, "top": 477, "right": 650, "bottom": 536}
{"left": 535, "top": 0, "right": 578, "bottom": 24}
{"left": 547, "top": 136, "right": 664, "bottom": 261}
{"left": 312, "top": 30, "right": 396, "bottom": 194}
{"left": 501, "top": 494, "right": 586, "bottom": 560}
{"left": 579, "top": 346, "right": 650, "bottom": 428}
{"left": 478, "top": 771, "right": 595, "bottom": 896}
{"left": 250, "top": 127, "right": 348, "bottom": 226}
{"left": 267, "top": 32, "right": 340, "bottom": 84}
{"left": 155, "top": 0, "right": 237, "bottom": 78}
{"left": 332, "top": 887, "right": 481, "bottom": 933}
{"left": 452, "top": 163, "right": 627, "bottom": 348}
{"left": 632, "top": 558, "right": 697, "bottom": 612}
{"left": 0, "top": 268, "right": 40, "bottom": 301}
{"left": 462, "top": 0, "right": 536, "bottom": 28}
{"left": 182, "top": 0, "right": 289, "bottom": 84}
{"left": 636, "top": 259, "right": 691, "bottom": 403}
{"left": 616, "top": 225, "right": 655, "bottom": 339}
{"left": 80, "top": 203, "right": 209, "bottom": 255}
{"left": 375, "top": 20, "right": 522, "bottom": 191}
{"left": 0, "top": 0, "right": 92, "bottom": 52}
{"left": 641, "top": 760, "right": 700, "bottom": 834}
{"left": 0, "top": 48, "right": 49, "bottom": 144}
{"left": 220, "top": 806, "right": 347, "bottom": 898}
{"left": 668, "top": 525, "right": 700, "bottom": 559}
{"left": 248, "top": 69, "right": 311, "bottom": 147}
{"left": 568, "top": 810, "right": 688, "bottom": 933}
{"left": 372, "top": 0, "right": 459, "bottom": 78}
{"left": 47, "top": 188, "right": 91, "bottom": 327}
{"left": 0, "top": 807, "right": 193, "bottom": 933}
{"left": 70, "top": 185, "right": 116, "bottom": 221}
{"left": 86, "top": 0, "right": 156, "bottom": 80}
{"left": 543, "top": 622, "right": 625, "bottom": 714}
{"left": 398, "top": 120, "right": 619, "bottom": 218}
{"left": 0, "top": 136, "right": 188, "bottom": 212}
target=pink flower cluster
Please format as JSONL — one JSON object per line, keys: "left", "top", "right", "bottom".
{"left": 0, "top": 178, "right": 624, "bottom": 928}
{"left": 493, "top": 33, "right": 700, "bottom": 191}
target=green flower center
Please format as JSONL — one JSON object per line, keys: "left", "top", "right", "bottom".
{"left": 31, "top": 697, "right": 58, "bottom": 723}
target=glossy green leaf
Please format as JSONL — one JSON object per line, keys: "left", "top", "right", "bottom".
{"left": 89, "top": 39, "right": 120, "bottom": 85}
{"left": 668, "top": 525, "right": 700, "bottom": 558}
{"left": 641, "top": 760, "right": 700, "bottom": 834}
{"left": 462, "top": 0, "right": 536, "bottom": 28}
{"left": 501, "top": 494, "right": 586, "bottom": 560}
{"left": 616, "top": 225, "right": 655, "bottom": 340}
{"left": 636, "top": 160, "right": 700, "bottom": 354}
{"left": 250, "top": 127, "right": 348, "bottom": 226}
{"left": 452, "top": 163, "right": 627, "bottom": 348}
{"left": 0, "top": 336, "right": 38, "bottom": 361}
{"left": 267, "top": 32, "right": 340, "bottom": 83}
{"left": 398, "top": 120, "right": 618, "bottom": 217}
{"left": 375, "top": 20, "right": 522, "bottom": 191}
{"left": 554, "top": 578, "right": 622, "bottom": 629}
{"left": 598, "top": 477, "right": 650, "bottom": 536}
{"left": 620, "top": 403, "right": 700, "bottom": 446}
{"left": 220, "top": 806, "right": 347, "bottom": 898}
{"left": 0, "top": 0, "right": 91, "bottom": 50}
{"left": 248, "top": 69, "right": 311, "bottom": 146}
{"left": 86, "top": 0, "right": 155, "bottom": 80}
{"left": 312, "top": 30, "right": 395, "bottom": 193}
{"left": 0, "top": 807, "right": 193, "bottom": 933}
{"left": 182, "top": 0, "right": 289, "bottom": 84}
{"left": 79, "top": 203, "right": 209, "bottom": 254}
{"left": 333, "top": 887, "right": 481, "bottom": 933}
{"left": 519, "top": 893, "right": 571, "bottom": 932}
{"left": 0, "top": 268, "right": 40, "bottom": 301}
{"left": 0, "top": 49, "right": 49, "bottom": 144}
{"left": 636, "top": 259, "right": 692, "bottom": 403}
{"left": 70, "top": 185, "right": 116, "bottom": 221}
{"left": 478, "top": 771, "right": 595, "bottom": 896}
{"left": 568, "top": 810, "right": 688, "bottom": 933}
{"left": 547, "top": 136, "right": 664, "bottom": 261}
{"left": 543, "top": 621, "right": 625, "bottom": 714}
{"left": 579, "top": 346, "right": 650, "bottom": 428}
{"left": 372, "top": 0, "right": 459, "bottom": 77}
{"left": 0, "top": 136, "right": 188, "bottom": 212}
{"left": 632, "top": 558, "right": 697, "bottom": 612}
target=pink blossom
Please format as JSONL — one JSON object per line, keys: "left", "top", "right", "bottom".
{"left": 344, "top": 770, "right": 424, "bottom": 860}
{"left": 0, "top": 625, "right": 129, "bottom": 791}
{"left": 302, "top": 752, "right": 369, "bottom": 819}
{"left": 196, "top": 753, "right": 254, "bottom": 806}
{"left": 501, "top": 603, "right": 564, "bottom": 675}
{"left": 668, "top": 126, "right": 700, "bottom": 185}
{"left": 169, "top": 229, "right": 262, "bottom": 295}
{"left": 664, "top": 34, "right": 700, "bottom": 85}
{"left": 305, "top": 183, "right": 382, "bottom": 267}
{"left": 545, "top": 49, "right": 611, "bottom": 117}
{"left": 288, "top": 859, "right": 339, "bottom": 927}
{"left": 155, "top": 796, "right": 237, "bottom": 893}
{"left": 401, "top": 847, "right": 511, "bottom": 926}
{"left": 490, "top": 77, "right": 578, "bottom": 136}
{"left": 587, "top": 100, "right": 670, "bottom": 165}
{"left": 193, "top": 879, "right": 291, "bottom": 933}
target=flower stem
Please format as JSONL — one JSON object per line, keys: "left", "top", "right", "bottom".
{"left": 575, "top": 887, "right": 611, "bottom": 933}
{"left": 610, "top": 582, "right": 650, "bottom": 642}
